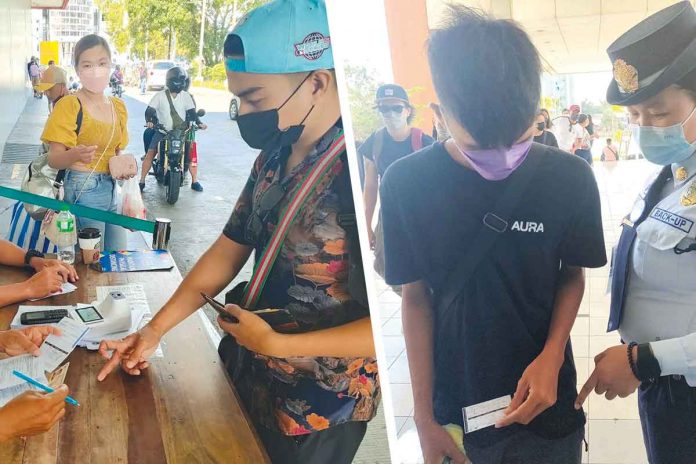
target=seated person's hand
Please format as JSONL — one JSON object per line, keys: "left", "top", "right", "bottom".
{"left": 0, "top": 326, "right": 61, "bottom": 356}
{"left": 97, "top": 325, "right": 161, "bottom": 381}
{"left": 0, "top": 386, "right": 69, "bottom": 442}
{"left": 23, "top": 268, "right": 64, "bottom": 300}
{"left": 31, "top": 257, "right": 78, "bottom": 283}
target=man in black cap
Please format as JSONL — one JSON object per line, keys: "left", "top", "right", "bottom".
{"left": 358, "top": 84, "right": 434, "bottom": 286}
{"left": 575, "top": 2, "right": 696, "bottom": 463}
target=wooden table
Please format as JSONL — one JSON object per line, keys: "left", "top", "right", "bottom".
{"left": 0, "top": 263, "right": 269, "bottom": 464}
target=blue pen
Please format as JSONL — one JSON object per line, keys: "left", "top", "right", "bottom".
{"left": 12, "top": 370, "right": 80, "bottom": 406}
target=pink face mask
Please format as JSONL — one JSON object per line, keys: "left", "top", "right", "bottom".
{"left": 78, "top": 66, "right": 110, "bottom": 94}
{"left": 451, "top": 138, "right": 533, "bottom": 181}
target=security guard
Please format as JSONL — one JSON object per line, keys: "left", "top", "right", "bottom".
{"left": 576, "top": 3, "right": 696, "bottom": 463}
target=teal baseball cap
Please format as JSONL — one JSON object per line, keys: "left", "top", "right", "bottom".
{"left": 224, "top": 0, "right": 333, "bottom": 74}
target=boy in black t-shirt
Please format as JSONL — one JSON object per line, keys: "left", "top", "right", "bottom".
{"left": 380, "top": 6, "right": 606, "bottom": 464}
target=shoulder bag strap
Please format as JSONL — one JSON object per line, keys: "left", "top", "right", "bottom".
{"left": 54, "top": 98, "right": 83, "bottom": 186}
{"left": 438, "top": 147, "right": 544, "bottom": 313}
{"left": 164, "top": 90, "right": 186, "bottom": 129}
{"left": 241, "top": 132, "right": 347, "bottom": 309}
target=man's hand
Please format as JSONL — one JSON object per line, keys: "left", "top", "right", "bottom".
{"left": 575, "top": 345, "right": 641, "bottom": 408}
{"left": 416, "top": 418, "right": 469, "bottom": 464}
{"left": 496, "top": 350, "right": 563, "bottom": 428}
{"left": 0, "top": 386, "right": 69, "bottom": 442}
{"left": 67, "top": 145, "right": 98, "bottom": 164}
{"left": 0, "top": 326, "right": 61, "bottom": 356}
{"left": 23, "top": 268, "right": 64, "bottom": 300}
{"left": 197, "top": 123, "right": 207, "bottom": 130}
{"left": 30, "top": 258, "right": 78, "bottom": 283}
{"left": 368, "top": 228, "right": 376, "bottom": 250}
{"left": 217, "top": 305, "right": 286, "bottom": 357}
{"left": 96, "top": 325, "right": 161, "bottom": 381}
{"left": 146, "top": 122, "right": 154, "bottom": 129}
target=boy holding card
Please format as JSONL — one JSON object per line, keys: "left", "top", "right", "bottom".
{"left": 380, "top": 6, "right": 606, "bottom": 463}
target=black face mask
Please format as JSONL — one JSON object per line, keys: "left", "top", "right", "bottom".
{"left": 536, "top": 122, "right": 546, "bottom": 131}
{"left": 236, "top": 73, "right": 315, "bottom": 151}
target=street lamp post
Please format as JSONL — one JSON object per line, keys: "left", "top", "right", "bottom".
{"left": 196, "top": 0, "right": 207, "bottom": 81}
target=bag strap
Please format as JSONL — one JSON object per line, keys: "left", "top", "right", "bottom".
{"left": 164, "top": 90, "right": 186, "bottom": 129}
{"left": 372, "top": 128, "right": 385, "bottom": 169}
{"left": 438, "top": 146, "right": 543, "bottom": 313}
{"left": 54, "top": 98, "right": 83, "bottom": 186}
{"left": 241, "top": 133, "right": 347, "bottom": 309}
{"left": 411, "top": 127, "right": 423, "bottom": 151}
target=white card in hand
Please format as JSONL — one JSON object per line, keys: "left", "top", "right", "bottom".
{"left": 462, "top": 395, "right": 512, "bottom": 434}
{"left": 38, "top": 316, "right": 89, "bottom": 372}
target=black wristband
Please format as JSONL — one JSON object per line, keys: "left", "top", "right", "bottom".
{"left": 637, "top": 343, "right": 661, "bottom": 382}
{"left": 627, "top": 342, "right": 640, "bottom": 381}
{"left": 24, "top": 249, "right": 44, "bottom": 266}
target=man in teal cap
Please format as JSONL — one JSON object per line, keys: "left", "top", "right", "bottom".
{"left": 96, "top": 1, "right": 379, "bottom": 462}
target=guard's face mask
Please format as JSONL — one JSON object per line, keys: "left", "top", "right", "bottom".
{"left": 236, "top": 72, "right": 315, "bottom": 151}
{"left": 631, "top": 105, "right": 696, "bottom": 166}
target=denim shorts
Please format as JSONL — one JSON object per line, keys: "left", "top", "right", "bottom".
{"left": 63, "top": 170, "right": 127, "bottom": 251}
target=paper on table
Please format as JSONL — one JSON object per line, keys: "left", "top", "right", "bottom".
{"left": 0, "top": 354, "right": 45, "bottom": 389}
{"left": 38, "top": 317, "right": 89, "bottom": 372}
{"left": 95, "top": 284, "right": 163, "bottom": 357}
{"left": 28, "top": 282, "right": 78, "bottom": 302}
{"left": 0, "top": 355, "right": 47, "bottom": 407}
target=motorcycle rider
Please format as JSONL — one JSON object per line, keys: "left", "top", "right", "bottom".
{"left": 140, "top": 66, "right": 207, "bottom": 192}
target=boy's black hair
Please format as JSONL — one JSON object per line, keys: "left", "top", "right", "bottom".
{"left": 606, "top": 138, "right": 612, "bottom": 144}
{"left": 577, "top": 113, "right": 589, "bottom": 124}
{"left": 428, "top": 5, "right": 541, "bottom": 148}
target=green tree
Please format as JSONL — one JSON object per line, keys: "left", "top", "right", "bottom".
{"left": 345, "top": 63, "right": 383, "bottom": 142}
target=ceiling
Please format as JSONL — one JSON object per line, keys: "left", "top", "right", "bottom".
{"left": 30, "top": 0, "right": 69, "bottom": 9}
{"left": 426, "top": 0, "right": 696, "bottom": 74}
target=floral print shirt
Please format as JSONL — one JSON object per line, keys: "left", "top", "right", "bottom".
{"left": 223, "top": 124, "right": 380, "bottom": 435}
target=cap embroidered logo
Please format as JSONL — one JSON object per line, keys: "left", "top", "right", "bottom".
{"left": 613, "top": 58, "right": 639, "bottom": 94}
{"left": 385, "top": 89, "right": 394, "bottom": 96}
{"left": 294, "top": 32, "right": 331, "bottom": 61}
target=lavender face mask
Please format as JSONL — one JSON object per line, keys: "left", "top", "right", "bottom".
{"left": 452, "top": 138, "right": 533, "bottom": 181}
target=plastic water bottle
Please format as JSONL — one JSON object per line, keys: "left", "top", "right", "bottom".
{"left": 55, "top": 207, "right": 76, "bottom": 264}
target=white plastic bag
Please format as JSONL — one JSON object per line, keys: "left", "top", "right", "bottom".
{"left": 121, "top": 177, "right": 147, "bottom": 220}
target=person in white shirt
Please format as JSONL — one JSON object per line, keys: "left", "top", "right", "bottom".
{"left": 140, "top": 67, "right": 207, "bottom": 192}
{"left": 572, "top": 114, "right": 593, "bottom": 165}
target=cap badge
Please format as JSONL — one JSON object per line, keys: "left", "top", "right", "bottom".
{"left": 385, "top": 89, "right": 394, "bottom": 96}
{"left": 676, "top": 166, "right": 688, "bottom": 182}
{"left": 613, "top": 59, "right": 639, "bottom": 94}
{"left": 294, "top": 32, "right": 331, "bottom": 61}
{"left": 681, "top": 180, "right": 696, "bottom": 206}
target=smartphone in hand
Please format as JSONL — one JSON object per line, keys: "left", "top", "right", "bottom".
{"left": 200, "top": 293, "right": 239, "bottom": 323}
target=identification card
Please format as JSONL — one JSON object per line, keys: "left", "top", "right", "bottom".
{"left": 38, "top": 317, "right": 89, "bottom": 372}
{"left": 462, "top": 395, "right": 511, "bottom": 434}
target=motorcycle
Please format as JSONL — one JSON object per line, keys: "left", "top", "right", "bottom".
{"left": 110, "top": 77, "right": 124, "bottom": 98}
{"left": 151, "top": 109, "right": 206, "bottom": 205}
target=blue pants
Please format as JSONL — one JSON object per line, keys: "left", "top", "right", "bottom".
{"left": 63, "top": 171, "right": 127, "bottom": 251}
{"left": 639, "top": 375, "right": 696, "bottom": 464}
{"left": 575, "top": 148, "right": 593, "bottom": 166}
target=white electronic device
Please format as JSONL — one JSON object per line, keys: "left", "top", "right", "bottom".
{"left": 76, "top": 291, "right": 132, "bottom": 340}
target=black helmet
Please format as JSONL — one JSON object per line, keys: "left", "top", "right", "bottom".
{"left": 166, "top": 66, "right": 188, "bottom": 93}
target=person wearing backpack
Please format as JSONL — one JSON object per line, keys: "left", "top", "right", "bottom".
{"left": 359, "top": 84, "right": 434, "bottom": 288}
{"left": 380, "top": 7, "right": 606, "bottom": 463}
{"left": 96, "top": 2, "right": 378, "bottom": 463}
{"left": 139, "top": 66, "right": 207, "bottom": 192}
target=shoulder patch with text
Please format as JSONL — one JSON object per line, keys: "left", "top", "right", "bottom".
{"left": 649, "top": 208, "right": 694, "bottom": 233}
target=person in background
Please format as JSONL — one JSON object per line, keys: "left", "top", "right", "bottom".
{"left": 586, "top": 114, "right": 599, "bottom": 147}
{"left": 0, "top": 239, "right": 77, "bottom": 307}
{"left": 43, "top": 34, "right": 132, "bottom": 252}
{"left": 97, "top": 2, "right": 379, "bottom": 462}
{"left": 602, "top": 138, "right": 619, "bottom": 162}
{"left": 572, "top": 114, "right": 593, "bottom": 165}
{"left": 29, "top": 59, "right": 41, "bottom": 99}
{"left": 68, "top": 76, "right": 79, "bottom": 92}
{"left": 359, "top": 84, "right": 434, "bottom": 288}
{"left": 139, "top": 62, "right": 147, "bottom": 95}
{"left": 0, "top": 327, "right": 69, "bottom": 443}
{"left": 533, "top": 110, "right": 559, "bottom": 148}
{"left": 140, "top": 66, "right": 206, "bottom": 192}
{"left": 575, "top": 3, "right": 696, "bottom": 462}
{"left": 552, "top": 108, "right": 575, "bottom": 153}
{"left": 380, "top": 6, "right": 605, "bottom": 463}
{"left": 540, "top": 108, "right": 553, "bottom": 130}
{"left": 47, "top": 60, "right": 55, "bottom": 66}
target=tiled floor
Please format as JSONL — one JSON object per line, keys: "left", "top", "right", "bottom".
{"left": 375, "top": 160, "right": 660, "bottom": 464}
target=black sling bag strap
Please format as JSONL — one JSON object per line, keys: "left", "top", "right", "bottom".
{"left": 54, "top": 98, "right": 84, "bottom": 186}
{"left": 437, "top": 147, "right": 544, "bottom": 313}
